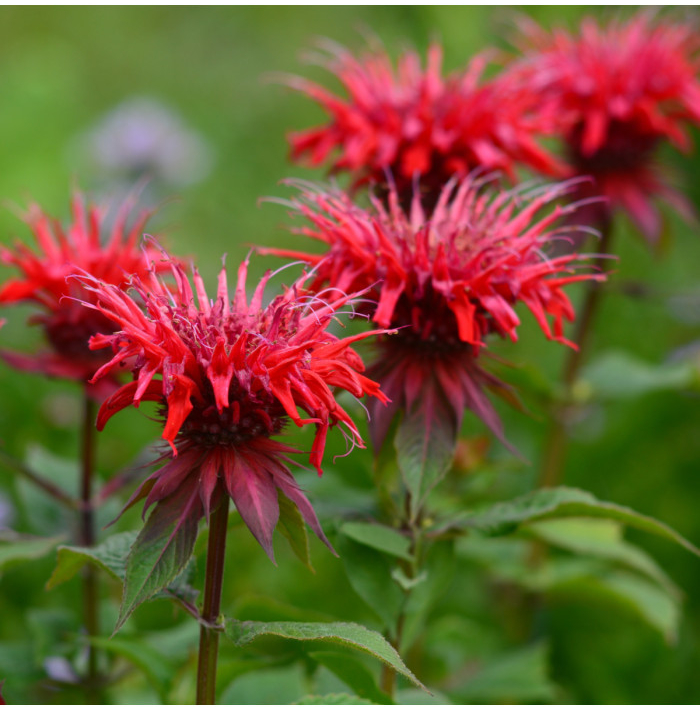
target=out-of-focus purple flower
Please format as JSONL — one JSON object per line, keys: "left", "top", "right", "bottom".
{"left": 82, "top": 97, "right": 213, "bottom": 186}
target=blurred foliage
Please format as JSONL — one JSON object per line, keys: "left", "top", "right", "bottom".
{"left": 1, "top": 5, "right": 700, "bottom": 704}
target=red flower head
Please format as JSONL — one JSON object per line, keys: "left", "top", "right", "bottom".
{"left": 265, "top": 177, "right": 603, "bottom": 453}
{"left": 81, "top": 250, "right": 387, "bottom": 559}
{"left": 0, "top": 192, "right": 169, "bottom": 396}
{"left": 284, "top": 41, "right": 561, "bottom": 210}
{"left": 508, "top": 13, "right": 700, "bottom": 241}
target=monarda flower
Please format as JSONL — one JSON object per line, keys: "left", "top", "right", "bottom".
{"left": 284, "top": 42, "right": 561, "bottom": 210}
{"left": 508, "top": 13, "right": 700, "bottom": 242}
{"left": 80, "top": 251, "right": 387, "bottom": 559}
{"left": 0, "top": 192, "right": 168, "bottom": 396}
{"left": 265, "top": 178, "right": 603, "bottom": 459}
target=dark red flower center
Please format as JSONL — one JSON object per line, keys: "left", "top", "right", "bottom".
{"left": 568, "top": 120, "right": 660, "bottom": 176}
{"left": 43, "top": 306, "right": 116, "bottom": 362}
{"left": 176, "top": 380, "right": 287, "bottom": 449}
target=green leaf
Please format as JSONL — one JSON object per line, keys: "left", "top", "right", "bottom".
{"left": 88, "top": 636, "right": 174, "bottom": 702}
{"left": 0, "top": 531, "right": 64, "bottom": 571}
{"left": 395, "top": 380, "right": 457, "bottom": 520}
{"left": 551, "top": 568, "right": 680, "bottom": 643}
{"left": 581, "top": 351, "right": 695, "bottom": 400}
{"left": 224, "top": 619, "right": 426, "bottom": 692}
{"left": 46, "top": 531, "right": 137, "bottom": 589}
{"left": 310, "top": 650, "right": 391, "bottom": 704}
{"left": 452, "top": 643, "right": 557, "bottom": 703}
{"left": 458, "top": 487, "right": 700, "bottom": 556}
{"left": 293, "top": 694, "right": 374, "bottom": 705}
{"left": 277, "top": 491, "right": 313, "bottom": 571}
{"left": 218, "top": 663, "right": 306, "bottom": 704}
{"left": 340, "top": 521, "right": 412, "bottom": 561}
{"left": 335, "top": 535, "right": 403, "bottom": 629}
{"left": 526, "top": 518, "right": 680, "bottom": 597}
{"left": 116, "top": 487, "right": 199, "bottom": 632}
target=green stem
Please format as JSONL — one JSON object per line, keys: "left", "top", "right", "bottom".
{"left": 538, "top": 221, "right": 614, "bottom": 489}
{"left": 80, "top": 393, "right": 100, "bottom": 701}
{"left": 196, "top": 498, "right": 230, "bottom": 705}
{"left": 381, "top": 495, "right": 422, "bottom": 700}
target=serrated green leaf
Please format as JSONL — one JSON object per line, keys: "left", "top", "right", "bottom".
{"left": 46, "top": 531, "right": 138, "bottom": 589}
{"left": 224, "top": 619, "right": 426, "bottom": 691}
{"left": 453, "top": 643, "right": 557, "bottom": 703}
{"left": 310, "top": 650, "right": 391, "bottom": 704}
{"left": 293, "top": 693, "right": 374, "bottom": 705}
{"left": 277, "top": 491, "right": 313, "bottom": 571}
{"left": 116, "top": 487, "right": 199, "bottom": 632}
{"left": 395, "top": 380, "right": 457, "bottom": 520}
{"left": 459, "top": 487, "right": 700, "bottom": 556}
{"left": 0, "top": 532, "right": 64, "bottom": 570}
{"left": 526, "top": 518, "right": 680, "bottom": 597}
{"left": 340, "top": 522, "right": 412, "bottom": 561}
{"left": 581, "top": 351, "right": 695, "bottom": 400}
{"left": 335, "top": 535, "right": 403, "bottom": 629}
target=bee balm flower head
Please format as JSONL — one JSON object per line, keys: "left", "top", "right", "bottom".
{"left": 82, "top": 249, "right": 387, "bottom": 559}
{"left": 0, "top": 192, "right": 169, "bottom": 396}
{"left": 509, "top": 13, "right": 700, "bottom": 241}
{"left": 265, "top": 177, "right": 603, "bottom": 451}
{"left": 285, "top": 41, "right": 561, "bottom": 211}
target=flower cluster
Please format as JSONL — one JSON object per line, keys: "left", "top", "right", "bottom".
{"left": 82, "top": 251, "right": 387, "bottom": 559}
{"left": 266, "top": 177, "right": 602, "bottom": 448}
{"left": 0, "top": 192, "right": 168, "bottom": 396}
{"left": 507, "top": 13, "right": 700, "bottom": 240}
{"left": 286, "top": 42, "right": 561, "bottom": 209}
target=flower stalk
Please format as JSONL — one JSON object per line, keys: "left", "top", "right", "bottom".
{"left": 79, "top": 392, "right": 100, "bottom": 700}
{"left": 196, "top": 497, "right": 230, "bottom": 705}
{"left": 538, "top": 219, "right": 614, "bottom": 489}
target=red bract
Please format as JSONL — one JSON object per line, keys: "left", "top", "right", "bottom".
{"left": 81, "top": 251, "right": 387, "bottom": 559}
{"left": 508, "top": 13, "right": 700, "bottom": 241}
{"left": 284, "top": 41, "right": 561, "bottom": 209}
{"left": 265, "top": 178, "right": 602, "bottom": 450}
{"left": 0, "top": 192, "right": 167, "bottom": 396}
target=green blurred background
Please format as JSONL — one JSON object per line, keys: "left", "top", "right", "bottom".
{"left": 1, "top": 6, "right": 700, "bottom": 704}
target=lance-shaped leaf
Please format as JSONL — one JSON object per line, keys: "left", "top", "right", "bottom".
{"left": 115, "top": 482, "right": 200, "bottom": 632}
{"left": 277, "top": 491, "right": 313, "bottom": 571}
{"left": 47, "top": 531, "right": 137, "bottom": 588}
{"left": 456, "top": 487, "right": 700, "bottom": 555}
{"left": 224, "top": 619, "right": 426, "bottom": 692}
{"left": 340, "top": 521, "right": 413, "bottom": 561}
{"left": 395, "top": 376, "right": 457, "bottom": 520}
{"left": 0, "top": 532, "right": 64, "bottom": 571}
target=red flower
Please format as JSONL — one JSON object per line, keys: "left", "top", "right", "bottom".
{"left": 265, "top": 178, "right": 602, "bottom": 451}
{"left": 284, "top": 41, "right": 561, "bottom": 209}
{"left": 508, "top": 13, "right": 700, "bottom": 241}
{"left": 81, "top": 250, "right": 387, "bottom": 559}
{"left": 0, "top": 192, "right": 168, "bottom": 396}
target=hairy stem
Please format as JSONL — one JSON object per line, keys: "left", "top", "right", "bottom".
{"left": 196, "top": 498, "right": 230, "bottom": 705}
{"left": 80, "top": 393, "right": 100, "bottom": 701}
{"left": 538, "top": 221, "right": 614, "bottom": 489}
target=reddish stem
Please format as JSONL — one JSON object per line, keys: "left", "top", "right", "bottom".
{"left": 196, "top": 497, "right": 230, "bottom": 705}
{"left": 80, "top": 393, "right": 100, "bottom": 700}
{"left": 538, "top": 221, "right": 614, "bottom": 489}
